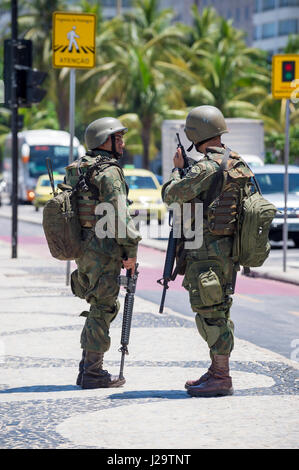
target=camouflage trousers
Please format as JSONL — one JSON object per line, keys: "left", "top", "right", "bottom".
{"left": 71, "top": 231, "right": 122, "bottom": 353}
{"left": 182, "top": 235, "right": 235, "bottom": 359}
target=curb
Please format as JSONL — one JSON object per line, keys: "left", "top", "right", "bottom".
{"left": 1, "top": 211, "right": 299, "bottom": 286}
{"left": 247, "top": 268, "right": 299, "bottom": 286}
{"left": 0, "top": 211, "right": 42, "bottom": 226}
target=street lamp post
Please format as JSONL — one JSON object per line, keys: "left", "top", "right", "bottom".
{"left": 11, "top": 0, "right": 19, "bottom": 259}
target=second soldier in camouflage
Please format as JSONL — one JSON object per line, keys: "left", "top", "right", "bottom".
{"left": 162, "top": 105, "right": 253, "bottom": 397}
{"left": 66, "top": 117, "right": 141, "bottom": 389}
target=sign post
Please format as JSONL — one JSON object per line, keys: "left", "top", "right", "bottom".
{"left": 52, "top": 11, "right": 96, "bottom": 284}
{"left": 272, "top": 54, "right": 299, "bottom": 272}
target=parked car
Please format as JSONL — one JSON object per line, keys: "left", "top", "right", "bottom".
{"left": 123, "top": 168, "right": 167, "bottom": 224}
{"left": 33, "top": 174, "right": 65, "bottom": 211}
{"left": 155, "top": 174, "right": 163, "bottom": 185}
{"left": 253, "top": 165, "right": 299, "bottom": 247}
{"left": 242, "top": 154, "right": 264, "bottom": 168}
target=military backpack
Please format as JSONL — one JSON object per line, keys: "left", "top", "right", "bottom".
{"left": 42, "top": 156, "right": 121, "bottom": 261}
{"left": 236, "top": 180, "right": 277, "bottom": 268}
{"left": 43, "top": 183, "right": 83, "bottom": 260}
{"left": 206, "top": 149, "right": 277, "bottom": 269}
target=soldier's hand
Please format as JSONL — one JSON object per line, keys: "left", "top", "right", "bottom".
{"left": 122, "top": 257, "right": 136, "bottom": 274}
{"left": 173, "top": 148, "right": 184, "bottom": 169}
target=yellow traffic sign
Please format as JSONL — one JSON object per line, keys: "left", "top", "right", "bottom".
{"left": 53, "top": 12, "right": 96, "bottom": 69}
{"left": 272, "top": 54, "right": 299, "bottom": 99}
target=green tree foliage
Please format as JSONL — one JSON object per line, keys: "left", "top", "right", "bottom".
{"left": 186, "top": 6, "right": 270, "bottom": 118}
{"left": 1, "top": 2, "right": 297, "bottom": 168}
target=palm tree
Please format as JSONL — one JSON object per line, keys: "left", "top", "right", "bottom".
{"left": 79, "top": 0, "right": 194, "bottom": 168}
{"left": 186, "top": 7, "right": 270, "bottom": 118}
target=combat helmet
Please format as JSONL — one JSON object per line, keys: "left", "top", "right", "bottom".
{"left": 84, "top": 117, "right": 128, "bottom": 150}
{"left": 184, "top": 105, "right": 228, "bottom": 147}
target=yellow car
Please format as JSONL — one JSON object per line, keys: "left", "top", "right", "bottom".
{"left": 123, "top": 167, "right": 167, "bottom": 224}
{"left": 33, "top": 174, "right": 65, "bottom": 211}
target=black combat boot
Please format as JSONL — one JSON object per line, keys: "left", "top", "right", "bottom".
{"left": 81, "top": 351, "right": 126, "bottom": 389}
{"left": 187, "top": 355, "right": 233, "bottom": 397}
{"left": 76, "top": 350, "right": 85, "bottom": 386}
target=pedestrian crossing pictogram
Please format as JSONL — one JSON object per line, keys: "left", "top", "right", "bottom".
{"left": 52, "top": 12, "right": 96, "bottom": 69}
{"left": 53, "top": 45, "right": 95, "bottom": 54}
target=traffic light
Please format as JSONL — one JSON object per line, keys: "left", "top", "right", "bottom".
{"left": 25, "top": 68, "right": 47, "bottom": 104}
{"left": 282, "top": 60, "right": 295, "bottom": 82}
{"left": 4, "top": 39, "right": 32, "bottom": 107}
{"left": 3, "top": 39, "right": 47, "bottom": 107}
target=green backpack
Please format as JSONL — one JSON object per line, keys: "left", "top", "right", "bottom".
{"left": 42, "top": 183, "right": 83, "bottom": 261}
{"left": 205, "top": 149, "right": 277, "bottom": 270}
{"left": 235, "top": 178, "right": 277, "bottom": 269}
{"left": 42, "top": 156, "right": 123, "bottom": 261}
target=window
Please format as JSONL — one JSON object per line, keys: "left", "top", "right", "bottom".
{"left": 125, "top": 175, "right": 158, "bottom": 190}
{"left": 279, "top": 0, "right": 299, "bottom": 7}
{"left": 102, "top": 0, "right": 132, "bottom": 6}
{"left": 262, "top": 0, "right": 275, "bottom": 10}
{"left": 262, "top": 22, "right": 276, "bottom": 38}
{"left": 254, "top": 25, "right": 261, "bottom": 40}
{"left": 254, "top": 173, "right": 299, "bottom": 194}
{"left": 28, "top": 145, "right": 78, "bottom": 178}
{"left": 279, "top": 19, "right": 298, "bottom": 35}
{"left": 40, "top": 178, "right": 64, "bottom": 188}
{"left": 102, "top": 0, "right": 115, "bottom": 6}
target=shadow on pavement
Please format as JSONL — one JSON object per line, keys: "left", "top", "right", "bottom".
{"left": 0, "top": 384, "right": 80, "bottom": 393}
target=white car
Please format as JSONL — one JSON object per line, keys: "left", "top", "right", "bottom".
{"left": 253, "top": 165, "right": 299, "bottom": 247}
{"left": 242, "top": 154, "right": 264, "bottom": 168}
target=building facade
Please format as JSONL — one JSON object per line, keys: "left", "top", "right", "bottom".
{"left": 101, "top": 0, "right": 133, "bottom": 20}
{"left": 253, "top": 0, "right": 299, "bottom": 54}
{"left": 198, "top": 0, "right": 254, "bottom": 45}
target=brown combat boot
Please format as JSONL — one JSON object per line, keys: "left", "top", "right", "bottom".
{"left": 187, "top": 354, "right": 233, "bottom": 397}
{"left": 76, "top": 350, "right": 86, "bottom": 386}
{"left": 184, "top": 359, "right": 215, "bottom": 389}
{"left": 81, "top": 351, "right": 126, "bottom": 389}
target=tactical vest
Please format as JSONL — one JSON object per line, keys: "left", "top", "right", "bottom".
{"left": 66, "top": 152, "right": 128, "bottom": 229}
{"left": 204, "top": 150, "right": 253, "bottom": 236}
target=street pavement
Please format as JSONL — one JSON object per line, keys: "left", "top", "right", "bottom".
{"left": 0, "top": 204, "right": 298, "bottom": 452}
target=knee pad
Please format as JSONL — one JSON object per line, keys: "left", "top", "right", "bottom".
{"left": 195, "top": 314, "right": 221, "bottom": 348}
{"left": 195, "top": 314, "right": 234, "bottom": 354}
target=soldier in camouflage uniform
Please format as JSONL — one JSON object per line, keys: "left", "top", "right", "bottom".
{"left": 65, "top": 117, "right": 141, "bottom": 389}
{"left": 162, "top": 106, "right": 253, "bottom": 397}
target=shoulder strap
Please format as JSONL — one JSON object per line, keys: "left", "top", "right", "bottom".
{"left": 243, "top": 161, "right": 262, "bottom": 195}
{"left": 203, "top": 147, "right": 231, "bottom": 210}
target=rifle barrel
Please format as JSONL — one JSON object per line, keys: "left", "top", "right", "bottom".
{"left": 159, "top": 283, "right": 168, "bottom": 314}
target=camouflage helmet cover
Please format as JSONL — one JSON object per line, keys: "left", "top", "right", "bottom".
{"left": 84, "top": 117, "right": 128, "bottom": 150}
{"left": 184, "top": 105, "right": 228, "bottom": 145}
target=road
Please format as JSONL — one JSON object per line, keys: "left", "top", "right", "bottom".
{"left": 0, "top": 214, "right": 299, "bottom": 363}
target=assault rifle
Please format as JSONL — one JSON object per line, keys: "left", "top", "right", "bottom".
{"left": 46, "top": 158, "right": 58, "bottom": 197}
{"left": 157, "top": 214, "right": 177, "bottom": 314}
{"left": 176, "top": 133, "right": 190, "bottom": 176}
{"left": 157, "top": 134, "right": 190, "bottom": 314}
{"left": 118, "top": 264, "right": 139, "bottom": 380}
